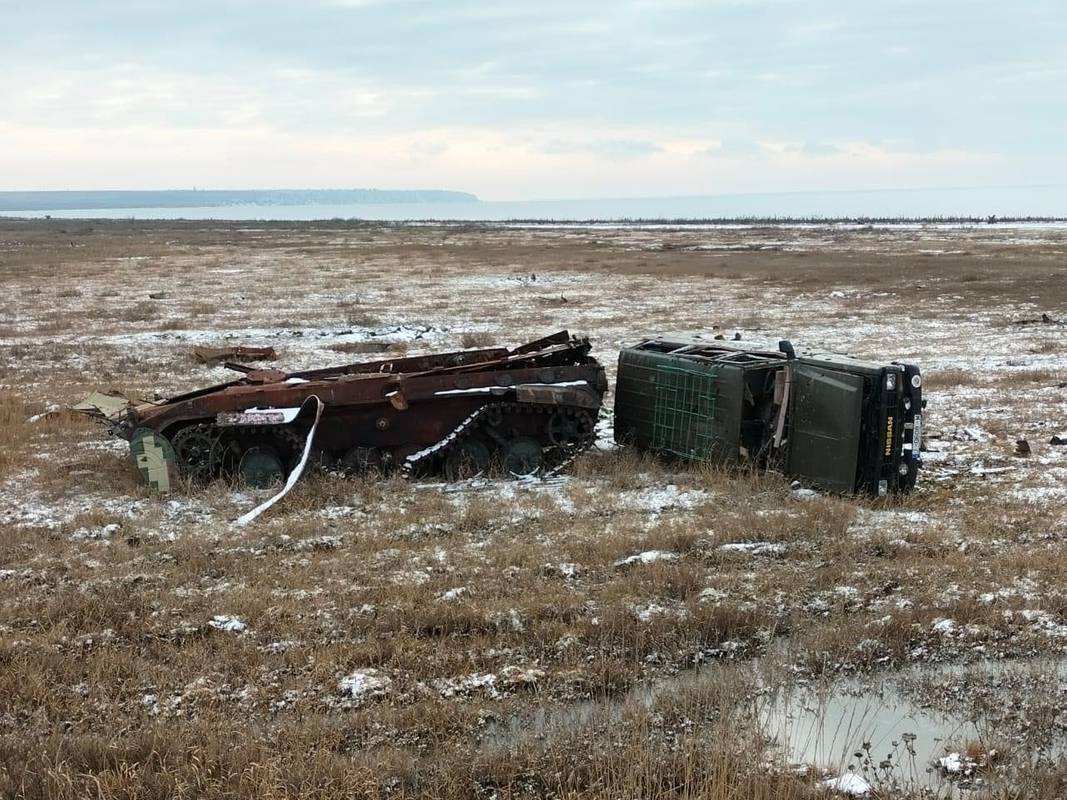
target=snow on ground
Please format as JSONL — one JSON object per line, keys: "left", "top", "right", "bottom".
{"left": 613, "top": 550, "right": 680, "bottom": 568}
{"left": 337, "top": 669, "right": 392, "bottom": 703}
{"left": 821, "top": 772, "right": 872, "bottom": 796}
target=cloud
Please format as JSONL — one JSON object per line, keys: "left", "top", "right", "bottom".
{"left": 0, "top": 0, "right": 1064, "bottom": 193}
{"left": 800, "top": 141, "right": 844, "bottom": 156}
{"left": 703, "top": 139, "right": 765, "bottom": 158}
{"left": 540, "top": 139, "right": 663, "bottom": 160}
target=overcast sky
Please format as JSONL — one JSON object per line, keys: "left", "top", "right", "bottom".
{"left": 1, "top": 0, "right": 1065, "bottom": 199}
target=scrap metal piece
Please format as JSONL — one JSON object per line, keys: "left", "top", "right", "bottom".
{"left": 192, "top": 345, "right": 277, "bottom": 364}
{"left": 72, "top": 391, "right": 131, "bottom": 421}
{"left": 233, "top": 395, "right": 324, "bottom": 526}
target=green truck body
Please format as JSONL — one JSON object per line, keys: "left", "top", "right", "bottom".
{"left": 614, "top": 335, "right": 923, "bottom": 495}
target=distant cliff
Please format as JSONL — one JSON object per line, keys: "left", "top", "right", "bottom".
{"left": 0, "top": 189, "right": 480, "bottom": 212}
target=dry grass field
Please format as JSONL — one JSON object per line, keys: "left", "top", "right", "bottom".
{"left": 1, "top": 219, "right": 1065, "bottom": 799}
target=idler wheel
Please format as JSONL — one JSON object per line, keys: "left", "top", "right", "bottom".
{"left": 546, "top": 409, "right": 594, "bottom": 449}
{"left": 502, "top": 436, "right": 544, "bottom": 478}
{"left": 238, "top": 446, "right": 285, "bottom": 488}
{"left": 444, "top": 438, "right": 491, "bottom": 480}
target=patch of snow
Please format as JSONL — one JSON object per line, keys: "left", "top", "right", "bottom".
{"left": 338, "top": 669, "right": 391, "bottom": 703}
{"left": 433, "top": 672, "right": 499, "bottom": 699}
{"left": 718, "top": 541, "right": 786, "bottom": 557}
{"left": 697, "top": 588, "right": 729, "bottom": 604}
{"left": 391, "top": 569, "right": 431, "bottom": 585}
{"left": 633, "top": 603, "right": 670, "bottom": 622}
{"left": 969, "top": 462, "right": 1013, "bottom": 476}
{"left": 1011, "top": 485, "right": 1067, "bottom": 504}
{"left": 621, "top": 484, "right": 708, "bottom": 514}
{"left": 291, "top": 534, "right": 343, "bottom": 551}
{"left": 931, "top": 617, "right": 958, "bottom": 636}
{"left": 1019, "top": 608, "right": 1067, "bottom": 637}
{"left": 543, "top": 562, "right": 580, "bottom": 579}
{"left": 954, "top": 427, "right": 992, "bottom": 442}
{"left": 318, "top": 504, "right": 365, "bottom": 520}
{"left": 208, "top": 615, "right": 247, "bottom": 633}
{"left": 820, "top": 772, "right": 872, "bottom": 796}
{"left": 437, "top": 586, "right": 468, "bottom": 602}
{"left": 487, "top": 607, "right": 526, "bottom": 632}
{"left": 613, "top": 550, "right": 680, "bottom": 568}
{"left": 70, "top": 522, "right": 122, "bottom": 541}
{"left": 499, "top": 665, "right": 545, "bottom": 687}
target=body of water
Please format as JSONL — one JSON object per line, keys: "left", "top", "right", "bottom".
{"left": 3, "top": 185, "right": 1066, "bottom": 222}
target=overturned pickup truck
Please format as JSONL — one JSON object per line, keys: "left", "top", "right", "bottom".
{"left": 81, "top": 332, "right": 607, "bottom": 491}
{"left": 614, "top": 334, "right": 923, "bottom": 495}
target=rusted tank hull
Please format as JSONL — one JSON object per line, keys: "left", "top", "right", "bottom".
{"left": 89, "top": 332, "right": 607, "bottom": 489}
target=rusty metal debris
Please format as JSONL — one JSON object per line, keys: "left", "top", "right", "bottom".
{"left": 192, "top": 345, "right": 277, "bottom": 364}
{"left": 1012, "top": 312, "right": 1064, "bottom": 326}
{"left": 79, "top": 331, "right": 607, "bottom": 494}
{"left": 72, "top": 391, "right": 133, "bottom": 419}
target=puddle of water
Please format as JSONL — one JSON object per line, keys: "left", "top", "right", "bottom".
{"left": 761, "top": 677, "right": 977, "bottom": 790}
{"left": 762, "top": 657, "right": 1067, "bottom": 793}
{"left": 483, "top": 657, "right": 1067, "bottom": 796}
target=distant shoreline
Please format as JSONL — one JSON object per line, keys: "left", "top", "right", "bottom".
{"left": 0, "top": 188, "right": 478, "bottom": 212}
{"left": 3, "top": 215, "right": 1067, "bottom": 228}
{"left": 2, "top": 184, "right": 1064, "bottom": 223}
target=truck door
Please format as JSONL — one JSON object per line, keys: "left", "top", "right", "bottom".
{"left": 786, "top": 363, "right": 864, "bottom": 493}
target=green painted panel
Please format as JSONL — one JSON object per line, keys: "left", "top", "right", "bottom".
{"left": 785, "top": 363, "right": 863, "bottom": 492}
{"left": 129, "top": 427, "right": 178, "bottom": 491}
{"left": 615, "top": 349, "right": 743, "bottom": 464}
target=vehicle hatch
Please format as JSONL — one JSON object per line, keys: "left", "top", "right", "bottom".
{"left": 786, "top": 362, "right": 864, "bottom": 492}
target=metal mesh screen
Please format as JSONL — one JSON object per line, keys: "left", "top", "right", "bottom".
{"left": 651, "top": 363, "right": 718, "bottom": 458}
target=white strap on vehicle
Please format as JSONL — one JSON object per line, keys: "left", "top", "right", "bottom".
{"left": 772, "top": 364, "right": 792, "bottom": 449}
{"left": 233, "top": 395, "right": 324, "bottom": 527}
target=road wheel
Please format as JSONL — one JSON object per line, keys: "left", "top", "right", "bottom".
{"left": 444, "top": 438, "right": 492, "bottom": 480}
{"left": 502, "top": 436, "right": 544, "bottom": 477}
{"left": 238, "top": 446, "right": 285, "bottom": 488}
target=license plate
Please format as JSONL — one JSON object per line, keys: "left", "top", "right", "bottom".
{"left": 912, "top": 414, "right": 922, "bottom": 452}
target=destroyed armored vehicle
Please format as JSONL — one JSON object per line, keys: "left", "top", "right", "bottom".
{"left": 613, "top": 335, "right": 923, "bottom": 495}
{"left": 83, "top": 332, "right": 607, "bottom": 491}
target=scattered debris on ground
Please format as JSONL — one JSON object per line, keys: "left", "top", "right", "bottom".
{"left": 192, "top": 344, "right": 277, "bottom": 363}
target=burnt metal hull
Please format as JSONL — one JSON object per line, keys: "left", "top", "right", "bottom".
{"left": 88, "top": 331, "right": 607, "bottom": 490}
